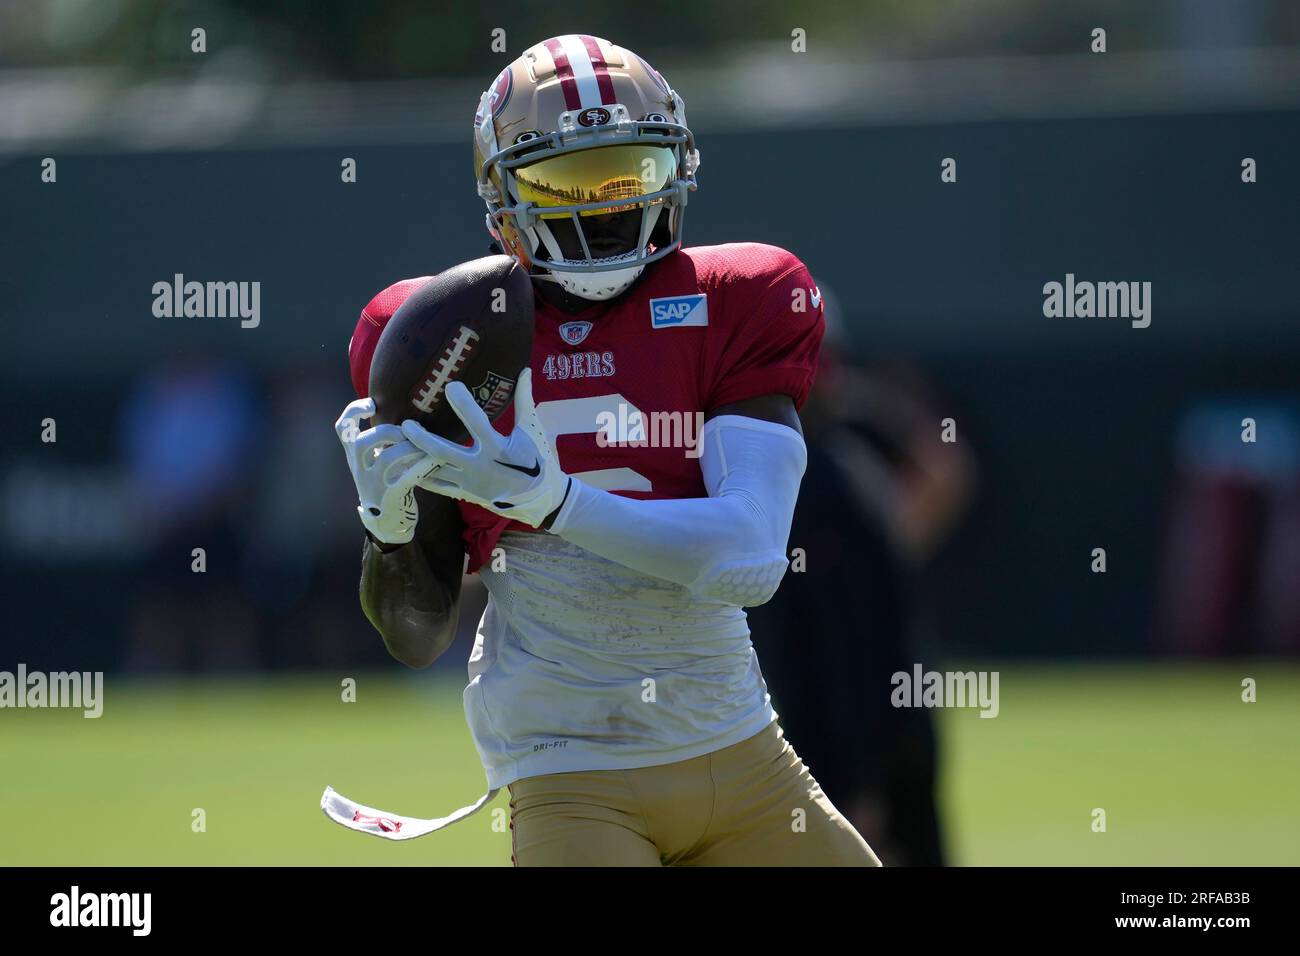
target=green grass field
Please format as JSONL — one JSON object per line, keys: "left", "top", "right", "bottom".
{"left": 2, "top": 663, "right": 1296, "bottom": 865}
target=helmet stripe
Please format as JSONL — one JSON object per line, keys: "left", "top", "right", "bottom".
{"left": 543, "top": 37, "right": 581, "bottom": 110}
{"left": 556, "top": 34, "right": 603, "bottom": 109}
{"left": 578, "top": 35, "right": 617, "bottom": 105}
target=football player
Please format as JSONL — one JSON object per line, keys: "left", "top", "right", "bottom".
{"left": 334, "top": 35, "right": 880, "bottom": 866}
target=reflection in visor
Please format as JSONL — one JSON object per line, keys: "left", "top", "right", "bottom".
{"left": 513, "top": 144, "right": 677, "bottom": 218}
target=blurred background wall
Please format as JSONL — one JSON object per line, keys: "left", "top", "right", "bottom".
{"left": 2, "top": 0, "right": 1297, "bottom": 674}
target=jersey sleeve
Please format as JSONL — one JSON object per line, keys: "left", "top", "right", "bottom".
{"left": 347, "top": 278, "right": 432, "bottom": 398}
{"left": 703, "top": 250, "right": 825, "bottom": 411}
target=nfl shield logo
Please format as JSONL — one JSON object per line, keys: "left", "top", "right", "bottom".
{"left": 471, "top": 371, "right": 516, "bottom": 417}
{"left": 559, "top": 320, "right": 593, "bottom": 345}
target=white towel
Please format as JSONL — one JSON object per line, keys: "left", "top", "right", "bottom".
{"left": 320, "top": 785, "right": 499, "bottom": 841}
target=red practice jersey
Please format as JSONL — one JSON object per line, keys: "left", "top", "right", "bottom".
{"left": 348, "top": 242, "right": 824, "bottom": 571}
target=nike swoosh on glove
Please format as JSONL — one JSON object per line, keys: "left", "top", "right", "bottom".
{"left": 336, "top": 397, "right": 438, "bottom": 545}
{"left": 400, "top": 368, "right": 570, "bottom": 528}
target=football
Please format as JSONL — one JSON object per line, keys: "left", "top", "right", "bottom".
{"left": 368, "top": 255, "right": 534, "bottom": 440}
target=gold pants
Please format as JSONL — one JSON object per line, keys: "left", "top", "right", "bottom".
{"left": 507, "top": 721, "right": 882, "bottom": 866}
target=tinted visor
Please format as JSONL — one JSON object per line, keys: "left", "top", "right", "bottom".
{"left": 513, "top": 144, "right": 677, "bottom": 219}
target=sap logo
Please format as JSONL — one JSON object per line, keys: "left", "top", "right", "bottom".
{"left": 650, "top": 294, "right": 708, "bottom": 329}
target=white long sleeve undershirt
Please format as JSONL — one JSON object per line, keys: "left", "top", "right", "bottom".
{"left": 549, "top": 415, "right": 807, "bottom": 607}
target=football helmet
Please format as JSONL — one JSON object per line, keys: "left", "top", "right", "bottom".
{"left": 472, "top": 35, "right": 701, "bottom": 301}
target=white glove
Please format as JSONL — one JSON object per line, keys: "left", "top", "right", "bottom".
{"left": 335, "top": 397, "right": 437, "bottom": 545}
{"left": 399, "top": 368, "right": 570, "bottom": 528}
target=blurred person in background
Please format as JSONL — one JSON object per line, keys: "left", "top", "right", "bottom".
{"left": 747, "top": 285, "right": 976, "bottom": 867}
{"left": 120, "top": 357, "right": 263, "bottom": 672}
{"left": 241, "top": 363, "right": 378, "bottom": 668}
{"left": 1153, "top": 402, "right": 1300, "bottom": 656}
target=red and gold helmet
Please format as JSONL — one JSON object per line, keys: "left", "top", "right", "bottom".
{"left": 473, "top": 36, "right": 701, "bottom": 301}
